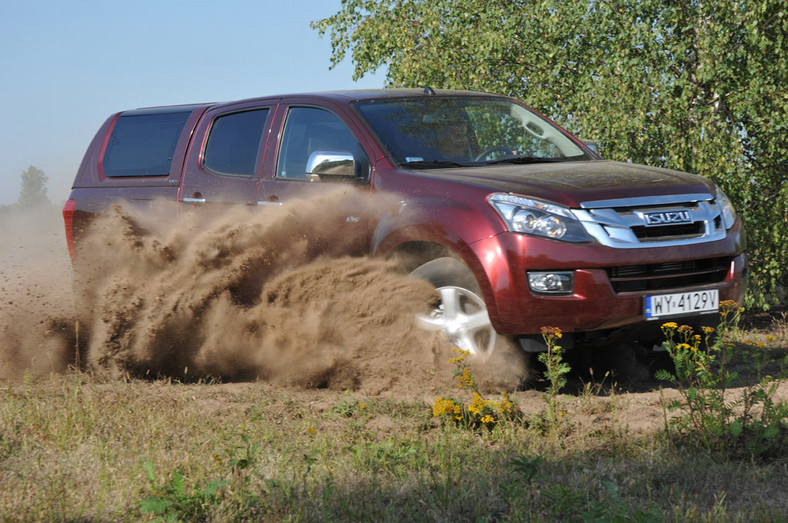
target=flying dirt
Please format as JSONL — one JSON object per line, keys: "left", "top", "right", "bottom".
{"left": 0, "top": 193, "right": 527, "bottom": 394}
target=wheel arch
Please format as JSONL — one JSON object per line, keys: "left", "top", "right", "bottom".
{"left": 385, "top": 240, "right": 455, "bottom": 272}
{"left": 383, "top": 239, "right": 505, "bottom": 331}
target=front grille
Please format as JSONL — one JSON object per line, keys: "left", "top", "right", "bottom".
{"left": 631, "top": 222, "right": 705, "bottom": 240}
{"left": 607, "top": 257, "right": 731, "bottom": 293}
{"left": 574, "top": 193, "right": 728, "bottom": 249}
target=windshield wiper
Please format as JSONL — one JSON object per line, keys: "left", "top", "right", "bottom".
{"left": 398, "top": 160, "right": 472, "bottom": 169}
{"left": 483, "top": 156, "right": 570, "bottom": 165}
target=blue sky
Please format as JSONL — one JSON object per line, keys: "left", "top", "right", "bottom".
{"left": 0, "top": 0, "right": 383, "bottom": 205}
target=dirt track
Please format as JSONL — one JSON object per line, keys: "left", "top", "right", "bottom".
{"left": 1, "top": 204, "right": 786, "bottom": 434}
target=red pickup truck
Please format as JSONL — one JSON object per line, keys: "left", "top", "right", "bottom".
{"left": 63, "top": 89, "right": 747, "bottom": 359}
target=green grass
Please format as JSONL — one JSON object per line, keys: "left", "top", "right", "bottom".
{"left": 2, "top": 311, "right": 787, "bottom": 521}
{"left": 1, "top": 378, "right": 786, "bottom": 520}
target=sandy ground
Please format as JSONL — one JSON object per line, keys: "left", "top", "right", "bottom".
{"left": 1, "top": 203, "right": 786, "bottom": 436}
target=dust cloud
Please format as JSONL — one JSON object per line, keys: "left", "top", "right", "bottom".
{"left": 0, "top": 191, "right": 526, "bottom": 395}
{"left": 0, "top": 206, "right": 77, "bottom": 377}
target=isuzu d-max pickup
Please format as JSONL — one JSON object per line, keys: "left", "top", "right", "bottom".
{"left": 63, "top": 89, "right": 747, "bottom": 358}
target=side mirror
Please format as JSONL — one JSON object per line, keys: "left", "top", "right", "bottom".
{"left": 580, "top": 139, "right": 601, "bottom": 155}
{"left": 305, "top": 151, "right": 356, "bottom": 182}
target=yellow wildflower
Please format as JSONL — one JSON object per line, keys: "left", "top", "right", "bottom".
{"left": 495, "top": 393, "right": 515, "bottom": 416}
{"left": 433, "top": 397, "right": 458, "bottom": 417}
{"left": 719, "top": 300, "right": 743, "bottom": 314}
{"left": 540, "top": 326, "right": 563, "bottom": 338}
{"left": 457, "top": 367, "right": 475, "bottom": 389}
{"left": 470, "top": 392, "right": 487, "bottom": 414}
{"left": 433, "top": 397, "right": 465, "bottom": 422}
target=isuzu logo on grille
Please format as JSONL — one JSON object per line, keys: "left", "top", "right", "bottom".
{"left": 643, "top": 209, "right": 692, "bottom": 226}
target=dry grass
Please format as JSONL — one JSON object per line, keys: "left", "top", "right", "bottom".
{"left": 2, "top": 310, "right": 787, "bottom": 522}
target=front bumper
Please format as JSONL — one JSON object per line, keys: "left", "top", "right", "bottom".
{"left": 465, "top": 225, "right": 747, "bottom": 336}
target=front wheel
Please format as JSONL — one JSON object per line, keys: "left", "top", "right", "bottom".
{"left": 410, "top": 257, "right": 498, "bottom": 360}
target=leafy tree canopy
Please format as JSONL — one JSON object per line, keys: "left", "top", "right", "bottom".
{"left": 314, "top": 0, "right": 788, "bottom": 307}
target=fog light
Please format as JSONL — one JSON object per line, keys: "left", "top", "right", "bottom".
{"left": 527, "top": 271, "right": 574, "bottom": 294}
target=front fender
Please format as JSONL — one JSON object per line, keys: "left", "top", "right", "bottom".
{"left": 370, "top": 195, "right": 503, "bottom": 258}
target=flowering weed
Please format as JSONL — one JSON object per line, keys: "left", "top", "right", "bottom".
{"left": 432, "top": 348, "right": 521, "bottom": 430}
{"left": 657, "top": 301, "right": 788, "bottom": 459}
{"left": 538, "top": 326, "right": 570, "bottom": 397}
{"left": 534, "top": 327, "right": 572, "bottom": 444}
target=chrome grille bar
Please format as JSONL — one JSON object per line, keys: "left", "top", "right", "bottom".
{"left": 572, "top": 194, "right": 726, "bottom": 248}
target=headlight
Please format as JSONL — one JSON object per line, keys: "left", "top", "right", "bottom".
{"left": 488, "top": 193, "right": 591, "bottom": 242}
{"left": 714, "top": 186, "right": 737, "bottom": 230}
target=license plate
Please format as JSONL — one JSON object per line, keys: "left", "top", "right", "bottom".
{"left": 645, "top": 289, "right": 719, "bottom": 320}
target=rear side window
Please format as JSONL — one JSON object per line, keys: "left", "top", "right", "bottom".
{"left": 103, "top": 111, "right": 190, "bottom": 177}
{"left": 203, "top": 109, "right": 269, "bottom": 177}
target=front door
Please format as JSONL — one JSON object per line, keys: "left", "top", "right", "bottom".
{"left": 258, "top": 105, "right": 375, "bottom": 254}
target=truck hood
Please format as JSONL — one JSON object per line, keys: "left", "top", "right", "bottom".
{"left": 409, "top": 160, "right": 715, "bottom": 207}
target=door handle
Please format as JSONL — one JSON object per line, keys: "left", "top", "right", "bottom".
{"left": 183, "top": 192, "right": 206, "bottom": 204}
{"left": 258, "top": 195, "right": 282, "bottom": 206}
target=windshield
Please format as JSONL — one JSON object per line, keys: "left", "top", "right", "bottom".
{"left": 354, "top": 96, "right": 588, "bottom": 168}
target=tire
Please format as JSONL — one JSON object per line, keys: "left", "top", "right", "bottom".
{"left": 410, "top": 257, "right": 499, "bottom": 360}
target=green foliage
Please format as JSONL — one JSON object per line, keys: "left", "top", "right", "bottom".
{"left": 329, "top": 392, "right": 371, "bottom": 420}
{"left": 139, "top": 434, "right": 261, "bottom": 520}
{"left": 139, "top": 460, "right": 228, "bottom": 521}
{"left": 542, "top": 480, "right": 664, "bottom": 522}
{"left": 501, "top": 455, "right": 665, "bottom": 521}
{"left": 313, "top": 0, "right": 788, "bottom": 308}
{"left": 657, "top": 301, "right": 788, "bottom": 459}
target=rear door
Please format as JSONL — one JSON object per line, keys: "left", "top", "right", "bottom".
{"left": 180, "top": 100, "right": 276, "bottom": 213}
